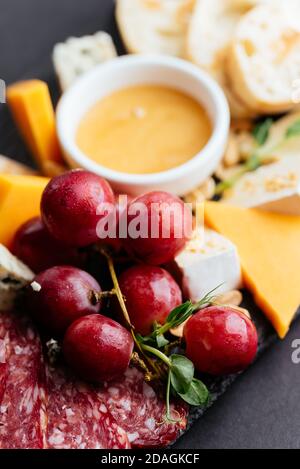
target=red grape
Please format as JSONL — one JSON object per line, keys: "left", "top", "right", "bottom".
{"left": 121, "top": 191, "right": 192, "bottom": 265}
{"left": 41, "top": 169, "right": 115, "bottom": 247}
{"left": 26, "top": 266, "right": 101, "bottom": 335}
{"left": 119, "top": 265, "right": 182, "bottom": 335}
{"left": 63, "top": 314, "right": 134, "bottom": 382}
{"left": 12, "top": 217, "right": 81, "bottom": 273}
{"left": 184, "top": 306, "right": 258, "bottom": 376}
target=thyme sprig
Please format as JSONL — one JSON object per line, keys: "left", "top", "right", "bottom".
{"left": 215, "top": 117, "right": 300, "bottom": 195}
{"left": 100, "top": 246, "right": 216, "bottom": 422}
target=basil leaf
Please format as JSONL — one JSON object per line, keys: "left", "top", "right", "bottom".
{"left": 170, "top": 354, "right": 194, "bottom": 394}
{"left": 178, "top": 378, "right": 210, "bottom": 406}
{"left": 286, "top": 119, "right": 300, "bottom": 139}
{"left": 156, "top": 334, "right": 169, "bottom": 348}
{"left": 253, "top": 118, "right": 273, "bottom": 146}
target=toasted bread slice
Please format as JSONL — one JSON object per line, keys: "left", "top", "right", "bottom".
{"left": 116, "top": 0, "right": 195, "bottom": 57}
{"left": 187, "top": 0, "right": 262, "bottom": 118}
{"left": 227, "top": 1, "right": 300, "bottom": 114}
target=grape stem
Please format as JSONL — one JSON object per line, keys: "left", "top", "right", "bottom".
{"left": 89, "top": 289, "right": 116, "bottom": 305}
{"left": 100, "top": 247, "right": 163, "bottom": 379}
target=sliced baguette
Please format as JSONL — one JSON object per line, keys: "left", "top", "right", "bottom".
{"left": 187, "top": 0, "right": 264, "bottom": 118}
{"left": 53, "top": 32, "right": 117, "bottom": 91}
{"left": 227, "top": 1, "right": 300, "bottom": 114}
{"left": 116, "top": 0, "right": 195, "bottom": 57}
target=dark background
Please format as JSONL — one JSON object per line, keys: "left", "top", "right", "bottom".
{"left": 0, "top": 0, "right": 300, "bottom": 449}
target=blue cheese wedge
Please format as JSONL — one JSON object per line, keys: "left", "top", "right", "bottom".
{"left": 53, "top": 31, "right": 117, "bottom": 91}
{"left": 0, "top": 244, "right": 34, "bottom": 311}
{"left": 223, "top": 155, "right": 300, "bottom": 215}
{"left": 175, "top": 228, "right": 242, "bottom": 302}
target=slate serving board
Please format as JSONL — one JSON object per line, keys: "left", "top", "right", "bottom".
{"left": 1, "top": 0, "right": 300, "bottom": 449}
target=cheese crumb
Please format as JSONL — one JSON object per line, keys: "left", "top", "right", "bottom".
{"left": 31, "top": 281, "right": 42, "bottom": 292}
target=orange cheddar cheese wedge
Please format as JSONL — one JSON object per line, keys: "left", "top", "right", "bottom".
{"left": 6, "top": 80, "right": 65, "bottom": 174}
{"left": 205, "top": 201, "right": 300, "bottom": 338}
{"left": 0, "top": 174, "right": 49, "bottom": 247}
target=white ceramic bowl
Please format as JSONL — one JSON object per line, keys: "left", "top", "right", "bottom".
{"left": 56, "top": 55, "right": 230, "bottom": 196}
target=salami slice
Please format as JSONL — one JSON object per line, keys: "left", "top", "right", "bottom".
{"left": 45, "top": 364, "right": 131, "bottom": 449}
{"left": 0, "top": 312, "right": 47, "bottom": 449}
{"left": 0, "top": 319, "right": 8, "bottom": 405}
{"left": 98, "top": 367, "right": 188, "bottom": 448}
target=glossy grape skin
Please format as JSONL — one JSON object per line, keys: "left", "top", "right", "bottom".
{"left": 119, "top": 265, "right": 182, "bottom": 335}
{"left": 122, "top": 191, "right": 193, "bottom": 265}
{"left": 26, "top": 266, "right": 101, "bottom": 336}
{"left": 41, "top": 169, "right": 115, "bottom": 247}
{"left": 63, "top": 314, "right": 134, "bottom": 382}
{"left": 12, "top": 217, "right": 81, "bottom": 273}
{"left": 184, "top": 306, "right": 258, "bottom": 376}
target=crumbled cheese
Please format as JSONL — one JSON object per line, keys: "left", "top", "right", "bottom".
{"left": 31, "top": 281, "right": 42, "bottom": 292}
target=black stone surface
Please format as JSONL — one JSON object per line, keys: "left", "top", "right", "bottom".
{"left": 1, "top": 0, "right": 300, "bottom": 449}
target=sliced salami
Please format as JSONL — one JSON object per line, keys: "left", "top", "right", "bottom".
{"left": 45, "top": 364, "right": 131, "bottom": 449}
{"left": 98, "top": 367, "right": 188, "bottom": 448}
{"left": 0, "top": 317, "right": 8, "bottom": 405}
{"left": 0, "top": 312, "right": 47, "bottom": 449}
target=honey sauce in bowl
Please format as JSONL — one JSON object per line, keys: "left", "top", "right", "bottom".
{"left": 76, "top": 85, "right": 212, "bottom": 175}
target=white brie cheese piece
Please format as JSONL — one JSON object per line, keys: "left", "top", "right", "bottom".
{"left": 223, "top": 155, "right": 300, "bottom": 215}
{"left": 53, "top": 31, "right": 117, "bottom": 91}
{"left": 175, "top": 229, "right": 242, "bottom": 302}
{"left": 0, "top": 244, "right": 34, "bottom": 311}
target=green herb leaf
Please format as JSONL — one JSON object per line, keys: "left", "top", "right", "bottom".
{"left": 156, "top": 334, "right": 169, "bottom": 348}
{"left": 245, "top": 153, "right": 262, "bottom": 171}
{"left": 166, "top": 301, "right": 193, "bottom": 324}
{"left": 253, "top": 118, "right": 273, "bottom": 146}
{"left": 286, "top": 119, "right": 300, "bottom": 139}
{"left": 178, "top": 378, "right": 210, "bottom": 406}
{"left": 170, "top": 354, "right": 194, "bottom": 394}
{"left": 194, "top": 284, "right": 223, "bottom": 311}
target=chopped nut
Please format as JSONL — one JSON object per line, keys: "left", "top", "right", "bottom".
{"left": 215, "top": 163, "right": 243, "bottom": 182}
{"left": 223, "top": 132, "right": 240, "bottom": 167}
{"left": 31, "top": 281, "right": 42, "bottom": 292}
{"left": 231, "top": 118, "right": 254, "bottom": 133}
{"left": 143, "top": 0, "right": 160, "bottom": 9}
{"left": 201, "top": 177, "right": 216, "bottom": 199}
{"left": 42, "top": 160, "right": 68, "bottom": 177}
{"left": 215, "top": 290, "right": 243, "bottom": 307}
{"left": 175, "top": 0, "right": 196, "bottom": 28}
{"left": 264, "top": 172, "right": 298, "bottom": 192}
{"left": 236, "top": 131, "right": 256, "bottom": 161}
{"left": 184, "top": 178, "right": 215, "bottom": 208}
{"left": 170, "top": 318, "right": 190, "bottom": 338}
{"left": 229, "top": 305, "right": 251, "bottom": 319}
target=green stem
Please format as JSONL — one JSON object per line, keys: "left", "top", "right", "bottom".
{"left": 100, "top": 247, "right": 162, "bottom": 379}
{"left": 164, "top": 369, "right": 183, "bottom": 424}
{"left": 141, "top": 343, "right": 171, "bottom": 368}
{"left": 165, "top": 370, "right": 172, "bottom": 421}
